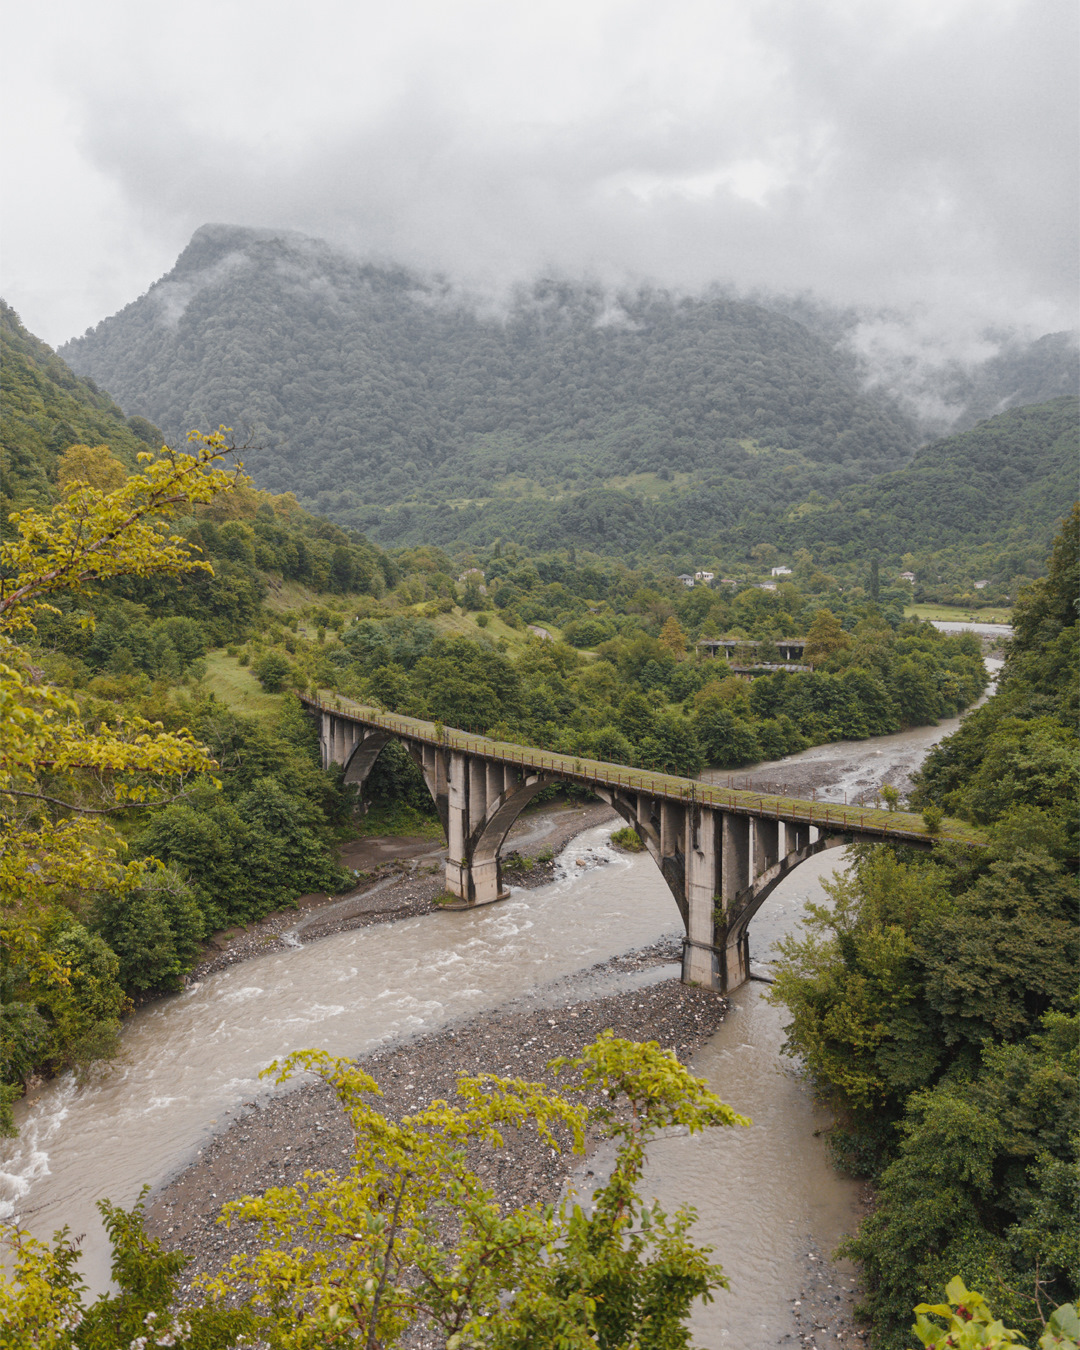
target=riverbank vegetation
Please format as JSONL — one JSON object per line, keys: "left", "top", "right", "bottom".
{"left": 771, "top": 506, "right": 1079, "bottom": 1349}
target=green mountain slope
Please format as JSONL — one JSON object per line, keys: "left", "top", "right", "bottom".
{"left": 783, "top": 397, "right": 1078, "bottom": 569}
{"left": 58, "top": 224, "right": 919, "bottom": 540}
{"left": 1, "top": 301, "right": 164, "bottom": 515}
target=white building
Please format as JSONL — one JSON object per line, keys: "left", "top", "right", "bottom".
{"left": 770, "top": 565, "right": 792, "bottom": 577}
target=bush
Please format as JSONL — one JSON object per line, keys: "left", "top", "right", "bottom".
{"left": 252, "top": 650, "right": 292, "bottom": 692}
{"left": 922, "top": 804, "right": 944, "bottom": 835}
{"left": 611, "top": 826, "right": 644, "bottom": 852}
{"left": 92, "top": 866, "right": 205, "bottom": 993}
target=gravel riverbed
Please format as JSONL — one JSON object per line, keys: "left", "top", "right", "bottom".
{"left": 139, "top": 800, "right": 869, "bottom": 1347}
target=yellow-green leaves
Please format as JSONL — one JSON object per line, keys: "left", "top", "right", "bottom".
{"left": 190, "top": 1037, "right": 746, "bottom": 1348}
{"left": 1, "top": 428, "right": 240, "bottom": 1127}
{"left": 0, "top": 428, "right": 240, "bottom": 634}
{"left": 908, "top": 1276, "right": 1080, "bottom": 1350}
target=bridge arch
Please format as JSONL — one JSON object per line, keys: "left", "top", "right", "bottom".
{"left": 308, "top": 698, "right": 948, "bottom": 992}
{"left": 340, "top": 727, "right": 450, "bottom": 836}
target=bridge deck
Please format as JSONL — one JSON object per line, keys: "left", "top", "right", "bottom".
{"left": 302, "top": 693, "right": 984, "bottom": 848}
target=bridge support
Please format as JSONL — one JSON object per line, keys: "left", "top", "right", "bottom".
{"left": 592, "top": 789, "right": 846, "bottom": 992}
{"left": 314, "top": 707, "right": 849, "bottom": 993}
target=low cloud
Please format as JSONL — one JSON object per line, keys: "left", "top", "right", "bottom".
{"left": 3, "top": 0, "right": 1076, "bottom": 360}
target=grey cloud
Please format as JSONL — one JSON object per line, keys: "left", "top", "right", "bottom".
{"left": 12, "top": 0, "right": 1078, "bottom": 362}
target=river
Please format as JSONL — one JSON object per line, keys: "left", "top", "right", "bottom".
{"left": 0, "top": 672, "right": 998, "bottom": 1342}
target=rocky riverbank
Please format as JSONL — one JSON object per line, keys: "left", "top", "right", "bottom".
{"left": 138, "top": 802, "right": 871, "bottom": 1347}
{"left": 145, "top": 936, "right": 869, "bottom": 1347}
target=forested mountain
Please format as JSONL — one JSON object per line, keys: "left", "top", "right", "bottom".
{"left": 1, "top": 301, "right": 163, "bottom": 516}
{"left": 58, "top": 224, "right": 919, "bottom": 537}
{"left": 780, "top": 397, "right": 1079, "bottom": 581}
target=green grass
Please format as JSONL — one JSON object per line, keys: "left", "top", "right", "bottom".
{"left": 262, "top": 579, "right": 378, "bottom": 617}
{"left": 423, "top": 607, "right": 564, "bottom": 654}
{"left": 603, "top": 470, "right": 695, "bottom": 498}
{"left": 203, "top": 650, "right": 284, "bottom": 715}
{"left": 906, "top": 602, "right": 1012, "bottom": 625}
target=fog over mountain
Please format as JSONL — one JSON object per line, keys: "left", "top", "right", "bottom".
{"left": 3, "top": 0, "right": 1076, "bottom": 380}
{"left": 56, "top": 223, "right": 1077, "bottom": 563}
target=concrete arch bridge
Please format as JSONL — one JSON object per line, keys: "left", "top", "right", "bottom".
{"left": 301, "top": 694, "right": 978, "bottom": 993}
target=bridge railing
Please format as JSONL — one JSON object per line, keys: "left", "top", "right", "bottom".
{"left": 300, "top": 692, "right": 983, "bottom": 848}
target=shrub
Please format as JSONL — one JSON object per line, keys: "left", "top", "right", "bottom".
{"left": 611, "top": 826, "right": 644, "bottom": 852}
{"left": 252, "top": 650, "right": 292, "bottom": 692}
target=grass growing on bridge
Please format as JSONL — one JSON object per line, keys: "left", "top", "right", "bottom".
{"left": 309, "top": 692, "right": 987, "bottom": 849}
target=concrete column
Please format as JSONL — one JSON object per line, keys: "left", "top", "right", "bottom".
{"left": 786, "top": 821, "right": 811, "bottom": 854}
{"left": 720, "top": 814, "right": 751, "bottom": 907}
{"left": 684, "top": 806, "right": 721, "bottom": 988}
{"left": 468, "top": 757, "right": 487, "bottom": 836}
{"left": 486, "top": 761, "right": 503, "bottom": 807}
{"left": 660, "top": 800, "right": 681, "bottom": 860}
{"left": 445, "top": 751, "right": 469, "bottom": 900}
{"left": 470, "top": 856, "right": 502, "bottom": 905}
{"left": 716, "top": 812, "right": 752, "bottom": 991}
{"left": 754, "top": 818, "right": 780, "bottom": 877}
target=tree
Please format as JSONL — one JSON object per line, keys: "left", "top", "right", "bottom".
{"left": 252, "top": 649, "right": 292, "bottom": 692}
{"left": 0, "top": 428, "right": 241, "bottom": 1131}
{"left": 659, "top": 614, "right": 687, "bottom": 656}
{"left": 56, "top": 442, "right": 128, "bottom": 494}
{"left": 0, "top": 1034, "right": 749, "bottom": 1348}
{"left": 804, "top": 608, "right": 851, "bottom": 666}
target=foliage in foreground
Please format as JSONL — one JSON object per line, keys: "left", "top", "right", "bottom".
{"left": 0, "top": 1032, "right": 748, "bottom": 1348}
{"left": 909, "top": 1277, "right": 1078, "bottom": 1350}
{"left": 0, "top": 431, "right": 242, "bottom": 1131}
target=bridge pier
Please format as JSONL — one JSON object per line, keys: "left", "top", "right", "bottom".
{"left": 312, "top": 702, "right": 862, "bottom": 994}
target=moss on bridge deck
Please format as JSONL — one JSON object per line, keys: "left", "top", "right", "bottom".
{"left": 305, "top": 692, "right": 986, "bottom": 849}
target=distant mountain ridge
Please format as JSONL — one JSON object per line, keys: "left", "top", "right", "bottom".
{"left": 782, "top": 396, "right": 1078, "bottom": 566}
{"left": 59, "top": 224, "right": 922, "bottom": 530}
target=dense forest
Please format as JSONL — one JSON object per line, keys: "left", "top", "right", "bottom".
{"left": 780, "top": 396, "right": 1079, "bottom": 601}
{"left": 772, "top": 506, "right": 1079, "bottom": 1348}
{"left": 58, "top": 226, "right": 918, "bottom": 522}
{"left": 54, "top": 226, "right": 1077, "bottom": 588}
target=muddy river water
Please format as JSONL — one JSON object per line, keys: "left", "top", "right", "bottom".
{"left": 1, "top": 662, "right": 1000, "bottom": 1343}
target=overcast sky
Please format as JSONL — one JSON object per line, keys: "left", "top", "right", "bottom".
{"left": 3, "top": 0, "right": 1076, "bottom": 355}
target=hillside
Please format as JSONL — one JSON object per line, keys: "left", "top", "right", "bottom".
{"left": 781, "top": 397, "right": 1079, "bottom": 590}
{"left": 58, "top": 225, "right": 920, "bottom": 547}
{"left": 1, "top": 300, "right": 164, "bottom": 515}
